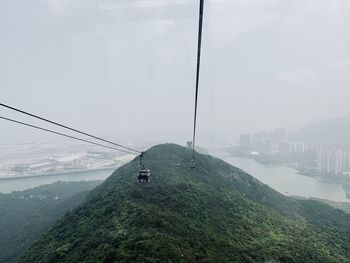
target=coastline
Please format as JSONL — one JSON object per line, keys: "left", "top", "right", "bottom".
{"left": 227, "top": 152, "right": 350, "bottom": 200}
{"left": 0, "top": 167, "right": 116, "bottom": 181}
{"left": 297, "top": 170, "right": 350, "bottom": 199}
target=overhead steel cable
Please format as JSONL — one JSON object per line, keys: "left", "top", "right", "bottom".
{"left": 0, "top": 103, "right": 141, "bottom": 154}
{"left": 0, "top": 115, "right": 137, "bottom": 155}
{"left": 192, "top": 0, "right": 204, "bottom": 161}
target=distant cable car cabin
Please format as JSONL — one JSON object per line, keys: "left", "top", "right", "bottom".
{"left": 138, "top": 152, "right": 150, "bottom": 183}
{"left": 138, "top": 168, "right": 151, "bottom": 183}
{"left": 190, "top": 159, "right": 196, "bottom": 169}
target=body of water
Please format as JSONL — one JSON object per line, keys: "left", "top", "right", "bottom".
{"left": 222, "top": 156, "right": 350, "bottom": 202}
{"left": 1, "top": 157, "right": 350, "bottom": 203}
{"left": 0, "top": 169, "right": 114, "bottom": 194}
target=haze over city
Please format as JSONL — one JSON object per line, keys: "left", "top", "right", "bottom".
{"left": 1, "top": 0, "right": 350, "bottom": 147}
{"left": 2, "top": 1, "right": 350, "bottom": 263}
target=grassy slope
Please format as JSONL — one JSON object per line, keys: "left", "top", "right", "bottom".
{"left": 0, "top": 181, "right": 102, "bottom": 263}
{"left": 21, "top": 144, "right": 350, "bottom": 263}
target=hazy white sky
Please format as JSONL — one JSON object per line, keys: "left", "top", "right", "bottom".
{"left": 1, "top": 0, "right": 350, "bottom": 147}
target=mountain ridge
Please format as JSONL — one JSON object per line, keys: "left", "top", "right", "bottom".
{"left": 20, "top": 144, "right": 350, "bottom": 263}
{"left": 289, "top": 115, "right": 350, "bottom": 149}
{"left": 0, "top": 181, "right": 102, "bottom": 263}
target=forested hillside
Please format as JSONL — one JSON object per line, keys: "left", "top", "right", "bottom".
{"left": 0, "top": 181, "right": 101, "bottom": 263}
{"left": 21, "top": 144, "right": 350, "bottom": 263}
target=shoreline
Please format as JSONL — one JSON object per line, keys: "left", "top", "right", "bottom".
{"left": 297, "top": 170, "right": 350, "bottom": 200}
{"left": 226, "top": 153, "right": 350, "bottom": 200}
{"left": 0, "top": 167, "right": 116, "bottom": 181}
{"left": 249, "top": 154, "right": 350, "bottom": 200}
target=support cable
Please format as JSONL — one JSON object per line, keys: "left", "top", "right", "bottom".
{"left": 192, "top": 0, "right": 205, "bottom": 161}
{"left": 0, "top": 115, "right": 137, "bottom": 155}
{"left": 0, "top": 103, "right": 141, "bottom": 154}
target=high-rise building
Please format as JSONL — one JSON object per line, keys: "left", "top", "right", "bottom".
{"left": 269, "top": 128, "right": 286, "bottom": 142}
{"left": 290, "top": 142, "right": 307, "bottom": 153}
{"left": 335, "top": 150, "right": 343, "bottom": 175}
{"left": 262, "top": 140, "right": 273, "bottom": 154}
{"left": 317, "top": 147, "right": 347, "bottom": 175}
{"left": 342, "top": 151, "right": 348, "bottom": 171}
{"left": 239, "top": 134, "right": 251, "bottom": 150}
{"left": 252, "top": 131, "right": 268, "bottom": 147}
{"left": 317, "top": 148, "right": 326, "bottom": 173}
{"left": 343, "top": 151, "right": 350, "bottom": 172}
{"left": 278, "top": 141, "right": 290, "bottom": 154}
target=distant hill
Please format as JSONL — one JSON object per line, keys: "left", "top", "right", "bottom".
{"left": 21, "top": 144, "right": 350, "bottom": 263}
{"left": 0, "top": 181, "right": 102, "bottom": 263}
{"left": 289, "top": 115, "right": 350, "bottom": 150}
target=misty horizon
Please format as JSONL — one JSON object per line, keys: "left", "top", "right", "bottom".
{"left": 2, "top": 2, "right": 350, "bottom": 262}
{"left": 1, "top": 0, "right": 350, "bottom": 147}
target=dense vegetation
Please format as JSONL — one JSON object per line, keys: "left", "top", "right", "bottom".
{"left": 312, "top": 198, "right": 350, "bottom": 214}
{"left": 21, "top": 144, "right": 350, "bottom": 262}
{"left": 0, "top": 181, "right": 102, "bottom": 263}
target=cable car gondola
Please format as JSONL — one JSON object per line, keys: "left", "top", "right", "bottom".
{"left": 190, "top": 159, "right": 196, "bottom": 169}
{"left": 138, "top": 168, "right": 151, "bottom": 183}
{"left": 138, "top": 152, "right": 151, "bottom": 183}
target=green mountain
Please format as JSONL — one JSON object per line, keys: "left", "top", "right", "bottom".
{"left": 20, "top": 144, "right": 350, "bottom": 263}
{"left": 289, "top": 115, "right": 350, "bottom": 150}
{"left": 0, "top": 181, "right": 102, "bottom": 263}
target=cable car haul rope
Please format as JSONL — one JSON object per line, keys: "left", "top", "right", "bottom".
{"left": 0, "top": 103, "right": 146, "bottom": 182}
{"left": 0, "top": 116, "right": 135, "bottom": 154}
{"left": 0, "top": 103, "right": 141, "bottom": 155}
{"left": 191, "top": 0, "right": 205, "bottom": 169}
{"left": 0, "top": 0, "right": 205, "bottom": 181}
